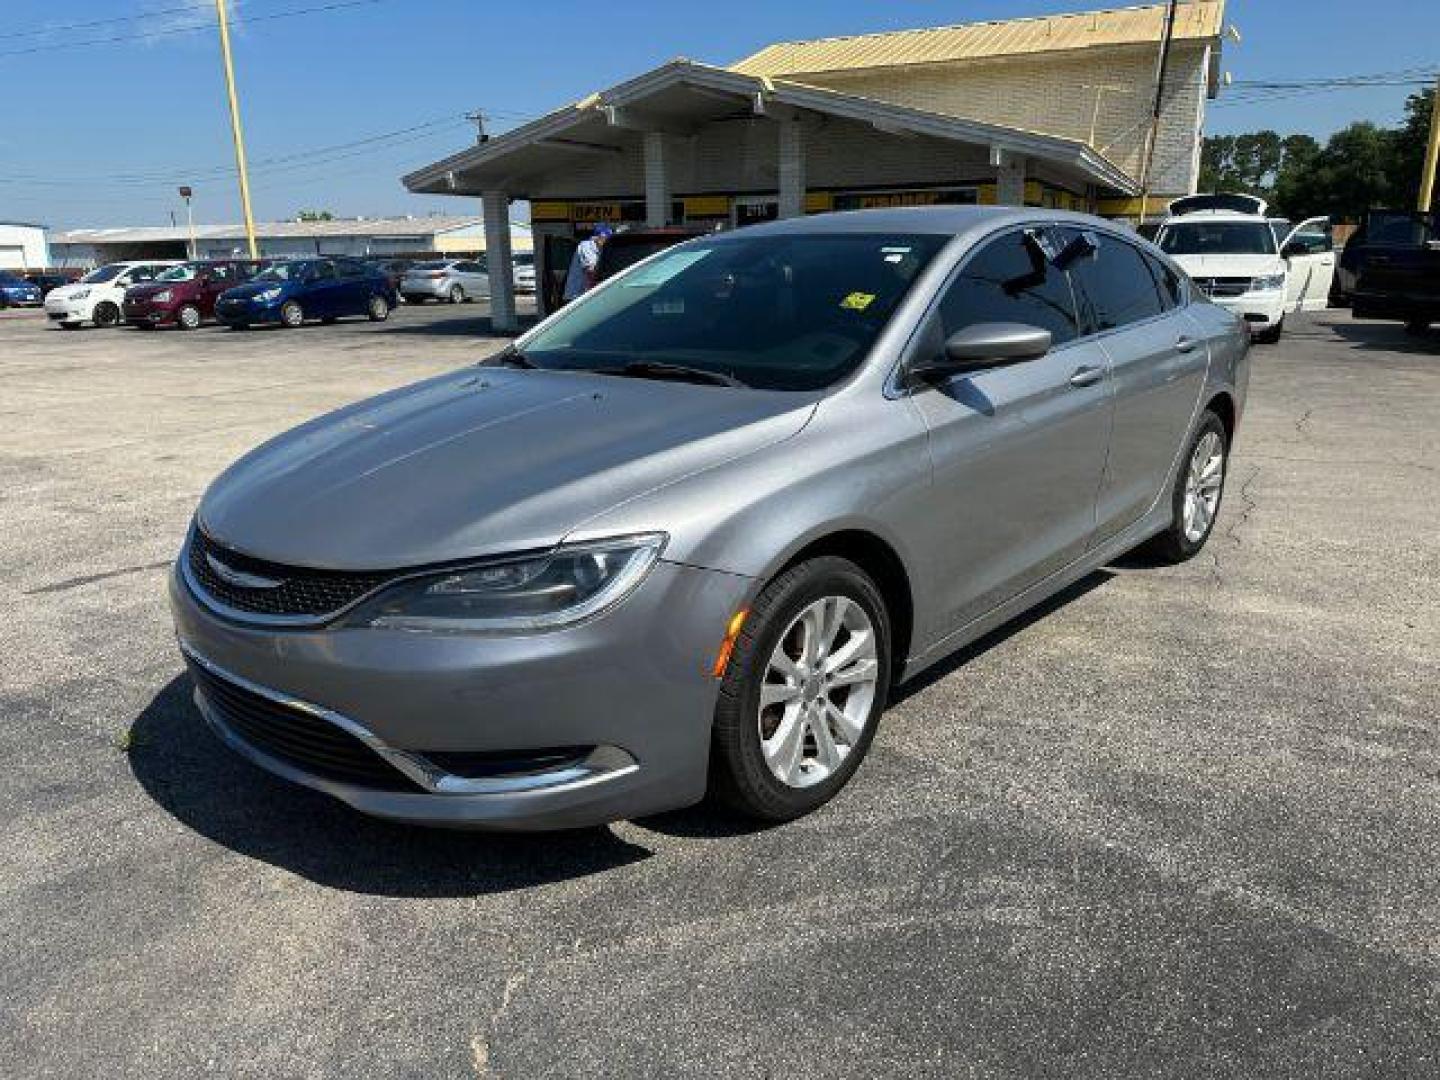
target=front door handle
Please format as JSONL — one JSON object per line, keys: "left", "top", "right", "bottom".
{"left": 1174, "top": 336, "right": 1199, "bottom": 353}
{"left": 1069, "top": 366, "right": 1104, "bottom": 388}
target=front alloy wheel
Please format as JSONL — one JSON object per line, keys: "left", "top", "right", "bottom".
{"left": 177, "top": 304, "right": 202, "bottom": 330}
{"left": 710, "top": 555, "right": 891, "bottom": 821}
{"left": 280, "top": 300, "right": 304, "bottom": 328}
{"left": 367, "top": 295, "right": 390, "bottom": 321}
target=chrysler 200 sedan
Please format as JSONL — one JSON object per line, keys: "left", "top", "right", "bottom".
{"left": 170, "top": 207, "right": 1249, "bottom": 830}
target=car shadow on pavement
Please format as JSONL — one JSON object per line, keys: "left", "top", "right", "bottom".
{"left": 889, "top": 569, "right": 1116, "bottom": 705}
{"left": 127, "top": 674, "right": 653, "bottom": 897}
{"left": 379, "top": 309, "right": 540, "bottom": 338}
{"left": 1326, "top": 320, "right": 1439, "bottom": 354}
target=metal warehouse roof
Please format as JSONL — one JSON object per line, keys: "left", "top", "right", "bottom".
{"left": 51, "top": 215, "right": 486, "bottom": 245}
{"left": 730, "top": 0, "right": 1225, "bottom": 77}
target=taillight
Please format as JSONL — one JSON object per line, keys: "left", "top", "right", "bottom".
{"left": 426, "top": 271, "right": 445, "bottom": 279}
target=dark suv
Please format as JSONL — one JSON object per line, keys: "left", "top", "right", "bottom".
{"left": 123, "top": 259, "right": 266, "bottom": 330}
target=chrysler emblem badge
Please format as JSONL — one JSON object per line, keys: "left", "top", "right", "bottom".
{"left": 206, "top": 552, "right": 283, "bottom": 590}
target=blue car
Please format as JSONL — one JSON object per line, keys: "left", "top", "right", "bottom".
{"left": 0, "top": 270, "right": 43, "bottom": 308}
{"left": 215, "top": 257, "right": 398, "bottom": 329}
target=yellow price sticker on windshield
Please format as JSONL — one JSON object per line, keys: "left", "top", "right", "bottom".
{"left": 840, "top": 291, "right": 876, "bottom": 311}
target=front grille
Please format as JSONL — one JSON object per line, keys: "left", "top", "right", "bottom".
{"left": 1194, "top": 276, "right": 1252, "bottom": 299}
{"left": 187, "top": 529, "right": 393, "bottom": 619}
{"left": 188, "top": 660, "right": 421, "bottom": 791}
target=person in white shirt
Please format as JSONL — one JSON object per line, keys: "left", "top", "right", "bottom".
{"left": 562, "top": 224, "right": 613, "bottom": 302}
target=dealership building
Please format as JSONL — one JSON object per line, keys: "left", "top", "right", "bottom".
{"left": 48, "top": 215, "right": 530, "bottom": 269}
{"left": 404, "top": 0, "right": 1230, "bottom": 330}
{"left": 0, "top": 222, "right": 51, "bottom": 271}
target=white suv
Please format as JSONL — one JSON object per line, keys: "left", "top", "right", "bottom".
{"left": 44, "top": 260, "right": 179, "bottom": 329}
{"left": 1154, "top": 195, "right": 1334, "bottom": 344}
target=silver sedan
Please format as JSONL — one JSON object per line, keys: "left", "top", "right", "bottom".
{"left": 170, "top": 206, "right": 1249, "bottom": 830}
{"left": 399, "top": 258, "right": 490, "bottom": 303}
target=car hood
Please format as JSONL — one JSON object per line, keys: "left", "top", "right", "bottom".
{"left": 47, "top": 283, "right": 94, "bottom": 300}
{"left": 198, "top": 367, "right": 817, "bottom": 569}
{"left": 126, "top": 282, "right": 184, "bottom": 300}
{"left": 1171, "top": 253, "right": 1285, "bottom": 277}
{"left": 220, "top": 280, "right": 291, "bottom": 300}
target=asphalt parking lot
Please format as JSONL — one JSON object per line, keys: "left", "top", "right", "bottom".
{"left": 2, "top": 302, "right": 1438, "bottom": 1078}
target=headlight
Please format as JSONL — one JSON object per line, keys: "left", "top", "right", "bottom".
{"left": 254, "top": 287, "right": 282, "bottom": 302}
{"left": 70, "top": 288, "right": 90, "bottom": 300}
{"left": 1251, "top": 273, "right": 1285, "bottom": 292}
{"left": 150, "top": 289, "right": 173, "bottom": 304}
{"left": 344, "top": 533, "right": 666, "bottom": 632}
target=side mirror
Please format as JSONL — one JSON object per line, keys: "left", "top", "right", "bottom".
{"left": 1281, "top": 241, "right": 1305, "bottom": 259}
{"left": 910, "top": 322, "right": 1053, "bottom": 381}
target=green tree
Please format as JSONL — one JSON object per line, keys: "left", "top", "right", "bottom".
{"left": 1388, "top": 89, "right": 1435, "bottom": 210}
{"left": 296, "top": 209, "right": 335, "bottom": 221}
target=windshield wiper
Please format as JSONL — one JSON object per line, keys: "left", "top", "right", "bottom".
{"left": 594, "top": 361, "right": 745, "bottom": 388}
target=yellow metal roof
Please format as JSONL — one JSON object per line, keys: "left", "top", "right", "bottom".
{"left": 731, "top": 1, "right": 1225, "bottom": 77}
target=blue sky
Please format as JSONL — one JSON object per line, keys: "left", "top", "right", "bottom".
{"left": 1, "top": 0, "right": 1432, "bottom": 229}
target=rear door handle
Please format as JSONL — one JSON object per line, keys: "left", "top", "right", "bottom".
{"left": 1174, "top": 336, "right": 1199, "bottom": 353}
{"left": 1069, "top": 366, "right": 1104, "bottom": 388}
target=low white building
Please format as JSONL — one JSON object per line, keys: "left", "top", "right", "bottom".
{"left": 0, "top": 222, "right": 51, "bottom": 271}
{"left": 49, "top": 215, "right": 530, "bottom": 268}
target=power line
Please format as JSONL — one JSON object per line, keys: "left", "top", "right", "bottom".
{"left": 0, "top": 0, "right": 395, "bottom": 58}
{"left": 0, "top": 2, "right": 240, "bottom": 41}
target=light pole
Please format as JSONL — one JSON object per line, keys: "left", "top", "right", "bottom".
{"left": 179, "top": 185, "right": 197, "bottom": 259}
{"left": 214, "top": 0, "right": 258, "bottom": 258}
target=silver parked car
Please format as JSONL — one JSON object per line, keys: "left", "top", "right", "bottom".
{"left": 170, "top": 207, "right": 1249, "bottom": 830}
{"left": 400, "top": 258, "right": 489, "bottom": 303}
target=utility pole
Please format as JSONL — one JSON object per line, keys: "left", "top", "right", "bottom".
{"left": 1419, "top": 76, "right": 1440, "bottom": 213}
{"left": 1136, "top": 0, "right": 1180, "bottom": 224}
{"left": 179, "top": 186, "right": 197, "bottom": 260}
{"left": 465, "top": 110, "right": 490, "bottom": 144}
{"left": 214, "top": 0, "right": 258, "bottom": 258}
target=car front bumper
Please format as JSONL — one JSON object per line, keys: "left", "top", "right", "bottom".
{"left": 215, "top": 297, "right": 282, "bottom": 325}
{"left": 124, "top": 300, "right": 179, "bottom": 325}
{"left": 168, "top": 553, "right": 750, "bottom": 829}
{"left": 44, "top": 299, "right": 90, "bottom": 323}
{"left": 2, "top": 291, "right": 42, "bottom": 306}
{"left": 1212, "top": 291, "right": 1286, "bottom": 331}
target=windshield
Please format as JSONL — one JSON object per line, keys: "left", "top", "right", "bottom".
{"left": 81, "top": 264, "right": 126, "bottom": 284}
{"left": 255, "top": 262, "right": 307, "bottom": 282}
{"left": 1158, "top": 220, "right": 1278, "bottom": 256}
{"left": 156, "top": 264, "right": 201, "bottom": 282}
{"left": 519, "top": 232, "right": 947, "bottom": 391}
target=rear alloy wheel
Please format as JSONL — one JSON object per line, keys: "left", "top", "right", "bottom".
{"left": 367, "top": 294, "right": 390, "bottom": 322}
{"left": 1145, "top": 410, "right": 1228, "bottom": 564}
{"left": 448, "top": 284, "right": 464, "bottom": 304}
{"left": 280, "top": 300, "right": 304, "bottom": 328}
{"left": 710, "top": 556, "right": 890, "bottom": 821}
{"left": 92, "top": 302, "right": 121, "bottom": 328}
{"left": 176, "top": 304, "right": 202, "bottom": 330}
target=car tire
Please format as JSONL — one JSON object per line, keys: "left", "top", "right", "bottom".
{"left": 709, "top": 556, "right": 891, "bottom": 822}
{"left": 280, "top": 301, "right": 304, "bottom": 328}
{"left": 367, "top": 295, "right": 390, "bottom": 322}
{"left": 58, "top": 322, "right": 81, "bottom": 330}
{"left": 448, "top": 284, "right": 464, "bottom": 304}
{"left": 176, "top": 304, "right": 202, "bottom": 331}
{"left": 93, "top": 302, "right": 121, "bottom": 329}
{"left": 1254, "top": 317, "right": 1283, "bottom": 344}
{"left": 1404, "top": 320, "right": 1430, "bottom": 336}
{"left": 1144, "top": 410, "right": 1229, "bottom": 565}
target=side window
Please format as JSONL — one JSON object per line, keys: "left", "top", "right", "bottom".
{"left": 1061, "top": 230, "right": 1166, "bottom": 332}
{"left": 936, "top": 228, "right": 1080, "bottom": 347}
{"left": 210, "top": 264, "right": 233, "bottom": 283}
{"left": 458, "top": 261, "right": 484, "bottom": 274}
{"left": 336, "top": 259, "right": 366, "bottom": 279}
{"left": 311, "top": 261, "right": 336, "bottom": 280}
{"left": 1144, "top": 252, "right": 1184, "bottom": 309}
{"left": 131, "top": 266, "right": 155, "bottom": 284}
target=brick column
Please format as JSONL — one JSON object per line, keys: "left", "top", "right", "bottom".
{"left": 481, "top": 190, "right": 517, "bottom": 333}
{"left": 777, "top": 118, "right": 805, "bottom": 219}
{"left": 992, "top": 147, "right": 1027, "bottom": 207}
{"left": 643, "top": 131, "right": 670, "bottom": 228}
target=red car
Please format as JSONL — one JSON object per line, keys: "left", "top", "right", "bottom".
{"left": 123, "top": 259, "right": 267, "bottom": 329}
